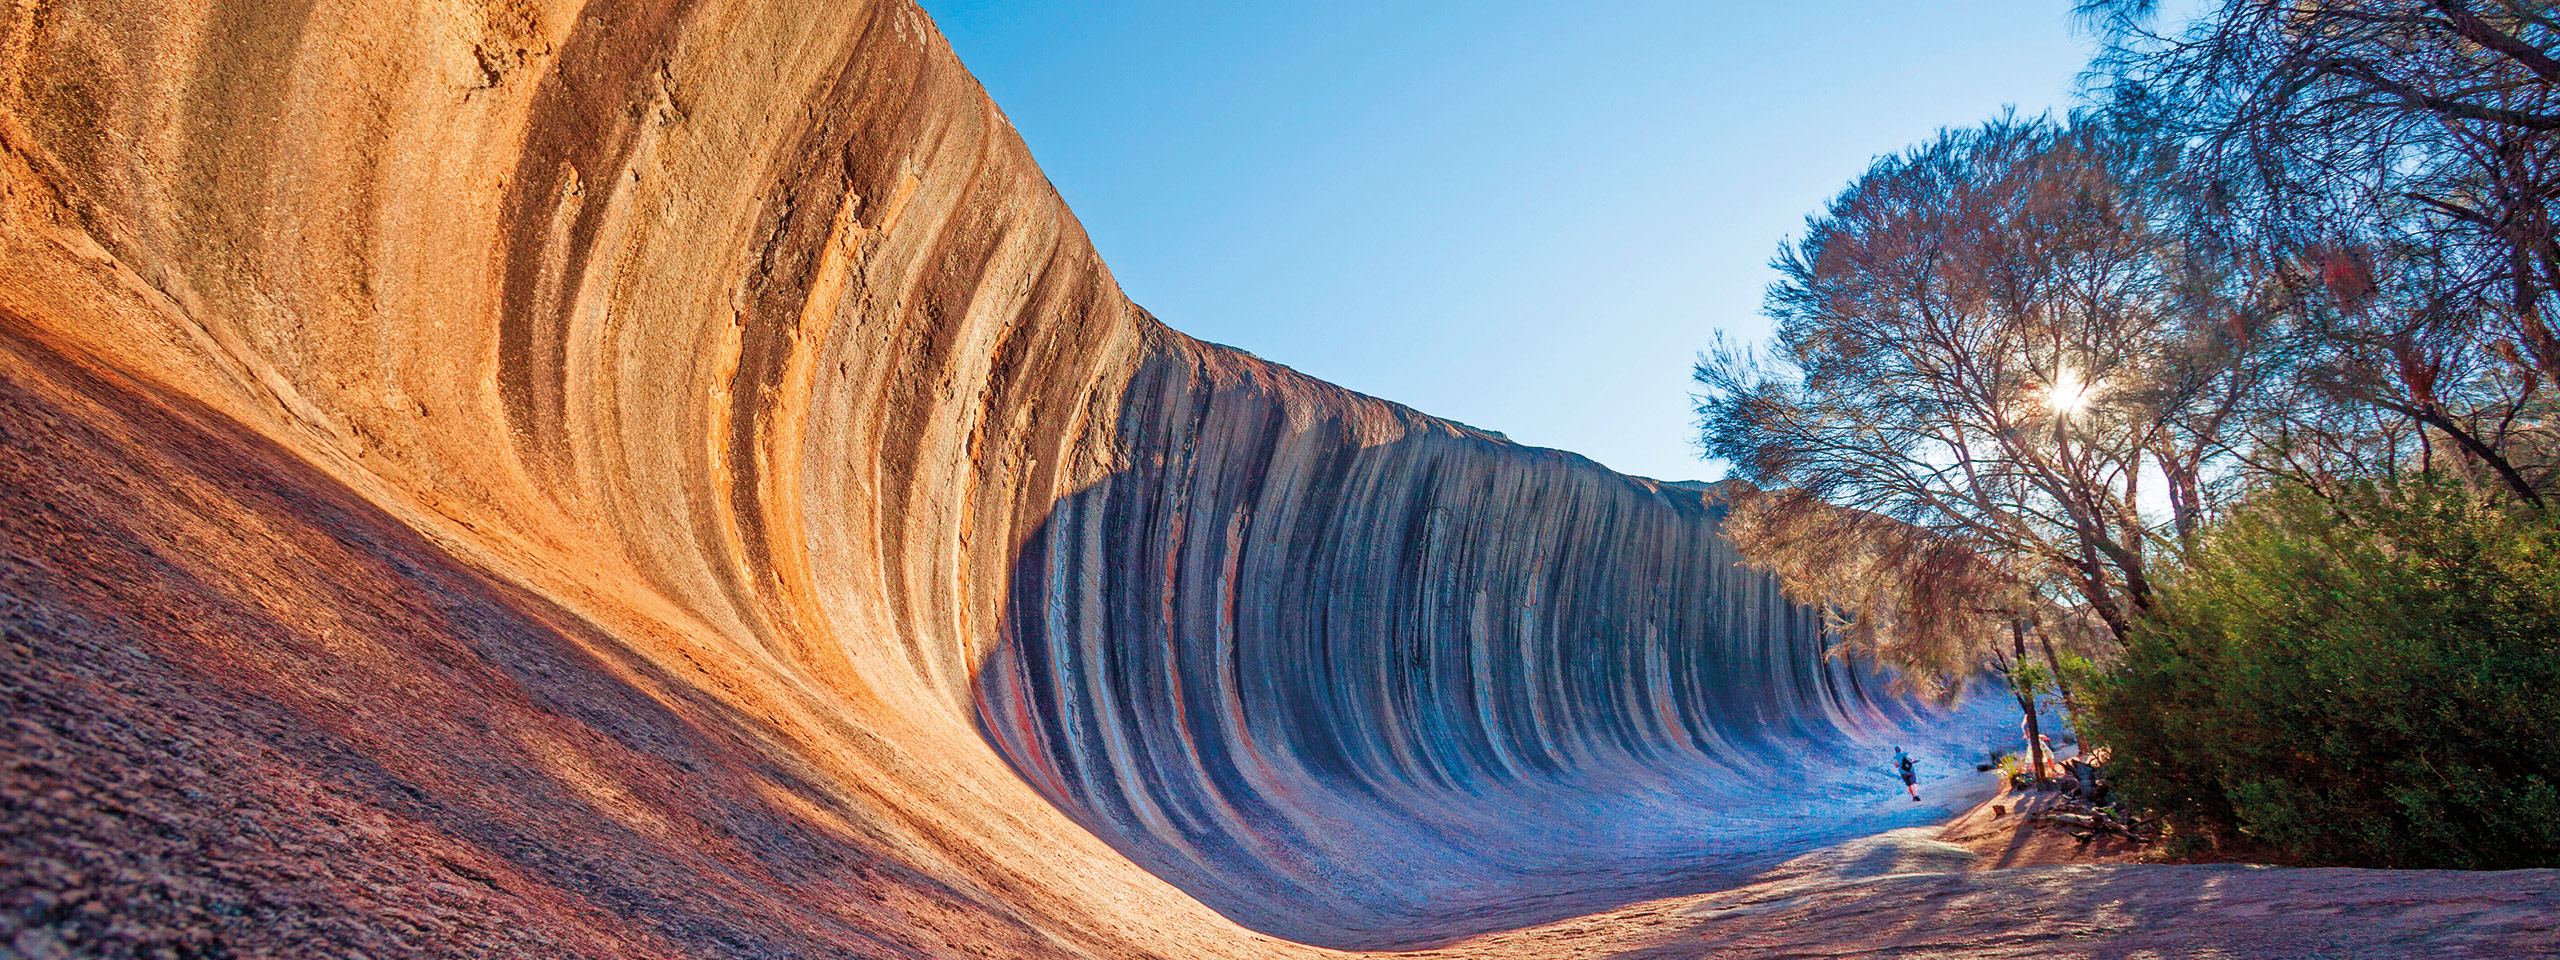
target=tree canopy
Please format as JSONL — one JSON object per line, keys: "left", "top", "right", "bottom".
{"left": 1698, "top": 115, "right": 2267, "bottom": 652}
{"left": 1703, "top": 1, "right": 2560, "bottom": 865}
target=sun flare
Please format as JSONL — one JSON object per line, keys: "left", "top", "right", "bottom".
{"left": 2048, "top": 368, "right": 2094, "bottom": 416}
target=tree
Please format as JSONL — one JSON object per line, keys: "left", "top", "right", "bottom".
{"left": 2087, "top": 0, "right": 2560, "bottom": 505}
{"left": 1696, "top": 115, "right": 2269, "bottom": 648}
{"left": 2084, "top": 478, "right": 2560, "bottom": 867}
{"left": 1711, "top": 483, "right": 2026, "bottom": 700}
{"left": 1712, "top": 483, "right": 2099, "bottom": 784}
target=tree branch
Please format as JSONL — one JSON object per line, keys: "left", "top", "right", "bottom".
{"left": 2427, "top": 0, "right": 2560, "bottom": 83}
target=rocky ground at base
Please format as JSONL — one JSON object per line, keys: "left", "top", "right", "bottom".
{"left": 1936, "top": 779, "right": 2156, "bottom": 870}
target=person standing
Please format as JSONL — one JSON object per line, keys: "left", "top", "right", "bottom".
{"left": 1894, "top": 747, "right": 1920, "bottom": 801}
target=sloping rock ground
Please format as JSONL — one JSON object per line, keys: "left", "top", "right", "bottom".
{"left": 1417, "top": 831, "right": 2559, "bottom": 960}
{"left": 5, "top": 317, "right": 2551, "bottom": 960}
{"left": 0, "top": 1, "right": 2554, "bottom": 957}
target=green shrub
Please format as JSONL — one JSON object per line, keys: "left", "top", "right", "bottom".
{"left": 2085, "top": 478, "right": 2560, "bottom": 868}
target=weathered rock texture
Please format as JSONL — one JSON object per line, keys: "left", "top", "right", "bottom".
{"left": 975, "top": 344, "right": 1981, "bottom": 946}
{"left": 1, "top": 1, "right": 2552, "bottom": 957}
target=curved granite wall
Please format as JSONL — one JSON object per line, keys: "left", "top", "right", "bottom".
{"left": 0, "top": 0, "right": 1974, "bottom": 953}
{"left": 976, "top": 343, "right": 1960, "bottom": 945}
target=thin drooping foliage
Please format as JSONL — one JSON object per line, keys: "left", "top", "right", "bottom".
{"left": 1698, "top": 115, "right": 2271, "bottom": 652}
{"left": 1703, "top": 1, "right": 2560, "bottom": 867}
{"left": 2088, "top": 0, "right": 2560, "bottom": 504}
{"left": 1714, "top": 485, "right": 2024, "bottom": 699}
{"left": 1714, "top": 481, "right": 2108, "bottom": 782}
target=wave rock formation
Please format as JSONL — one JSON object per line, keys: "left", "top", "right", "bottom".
{"left": 6, "top": 2, "right": 2551, "bottom": 958}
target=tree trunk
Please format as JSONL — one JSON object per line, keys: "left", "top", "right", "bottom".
{"left": 2036, "top": 624, "right": 2077, "bottom": 719}
{"left": 2013, "top": 620, "right": 2049, "bottom": 790}
{"left": 2162, "top": 453, "right": 2202, "bottom": 559}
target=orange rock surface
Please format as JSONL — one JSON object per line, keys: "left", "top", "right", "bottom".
{"left": 2, "top": 2, "right": 2553, "bottom": 957}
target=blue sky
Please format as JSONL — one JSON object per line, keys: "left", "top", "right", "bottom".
{"left": 919, "top": 2, "right": 2101, "bottom": 482}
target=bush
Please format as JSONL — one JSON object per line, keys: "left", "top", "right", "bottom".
{"left": 2085, "top": 478, "right": 2560, "bottom": 869}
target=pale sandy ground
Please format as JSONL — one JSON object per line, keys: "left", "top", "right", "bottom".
{"left": 1400, "top": 779, "right": 2559, "bottom": 959}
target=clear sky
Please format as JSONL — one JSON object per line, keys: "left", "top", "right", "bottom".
{"left": 917, "top": 2, "right": 2101, "bottom": 482}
